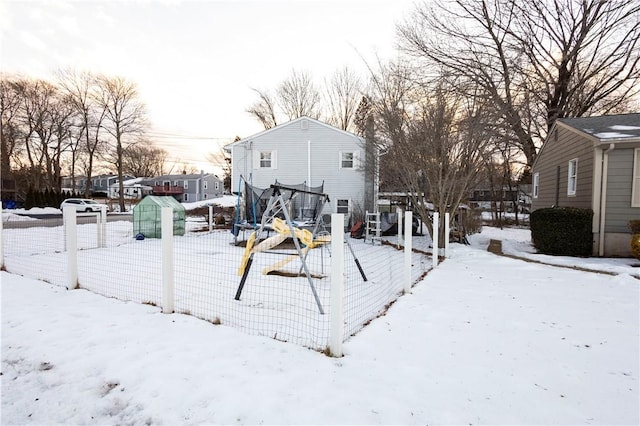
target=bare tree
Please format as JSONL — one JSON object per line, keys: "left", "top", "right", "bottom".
{"left": 367, "top": 57, "right": 492, "bottom": 243}
{"left": 246, "top": 88, "right": 278, "bottom": 130}
{"left": 46, "top": 92, "right": 76, "bottom": 191}
{"left": 121, "top": 139, "right": 168, "bottom": 177}
{"left": 277, "top": 69, "right": 321, "bottom": 120}
{"left": 13, "top": 78, "right": 59, "bottom": 190}
{"left": 0, "top": 74, "right": 23, "bottom": 176}
{"left": 94, "top": 75, "right": 146, "bottom": 211}
{"left": 514, "top": 0, "right": 640, "bottom": 127}
{"left": 397, "top": 0, "right": 640, "bottom": 167}
{"left": 324, "top": 66, "right": 363, "bottom": 131}
{"left": 57, "top": 69, "right": 108, "bottom": 196}
{"left": 403, "top": 90, "right": 492, "bottom": 244}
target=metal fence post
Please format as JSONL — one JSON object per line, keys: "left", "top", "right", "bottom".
{"left": 64, "top": 206, "right": 78, "bottom": 289}
{"left": 329, "top": 213, "right": 344, "bottom": 357}
{"left": 432, "top": 212, "right": 439, "bottom": 269}
{"left": 162, "top": 207, "right": 175, "bottom": 313}
{"left": 404, "top": 210, "right": 412, "bottom": 293}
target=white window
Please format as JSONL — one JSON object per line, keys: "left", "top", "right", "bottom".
{"left": 254, "top": 150, "right": 277, "bottom": 169}
{"left": 215, "top": 182, "right": 220, "bottom": 190}
{"left": 203, "top": 181, "right": 208, "bottom": 190}
{"left": 632, "top": 148, "right": 640, "bottom": 207}
{"left": 204, "top": 193, "right": 208, "bottom": 199}
{"left": 337, "top": 199, "right": 350, "bottom": 214}
{"left": 260, "top": 152, "right": 272, "bottom": 168}
{"left": 184, "top": 180, "right": 189, "bottom": 189}
{"left": 340, "top": 151, "right": 354, "bottom": 169}
{"left": 533, "top": 172, "right": 539, "bottom": 199}
{"left": 173, "top": 180, "right": 178, "bottom": 186}
{"left": 183, "top": 193, "right": 189, "bottom": 202}
{"left": 567, "top": 158, "right": 578, "bottom": 196}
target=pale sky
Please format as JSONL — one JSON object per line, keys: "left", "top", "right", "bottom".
{"left": 0, "top": 0, "right": 417, "bottom": 174}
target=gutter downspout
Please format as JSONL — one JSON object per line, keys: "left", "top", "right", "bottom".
{"left": 598, "top": 143, "right": 615, "bottom": 256}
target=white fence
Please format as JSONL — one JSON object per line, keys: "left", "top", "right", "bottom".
{"left": 1, "top": 208, "right": 449, "bottom": 355}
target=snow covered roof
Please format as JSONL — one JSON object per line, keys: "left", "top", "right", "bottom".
{"left": 558, "top": 113, "right": 640, "bottom": 142}
{"left": 122, "top": 177, "right": 148, "bottom": 185}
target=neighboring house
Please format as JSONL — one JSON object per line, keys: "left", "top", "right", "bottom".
{"left": 145, "top": 172, "right": 224, "bottom": 203}
{"left": 64, "top": 174, "right": 135, "bottom": 195}
{"left": 468, "top": 184, "right": 531, "bottom": 213}
{"left": 226, "top": 116, "right": 375, "bottom": 221}
{"left": 531, "top": 113, "right": 640, "bottom": 257}
{"left": 108, "top": 178, "right": 153, "bottom": 199}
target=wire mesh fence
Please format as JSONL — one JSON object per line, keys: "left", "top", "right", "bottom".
{"left": 1, "top": 210, "right": 432, "bottom": 351}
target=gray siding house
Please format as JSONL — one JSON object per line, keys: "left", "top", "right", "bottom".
{"left": 531, "top": 113, "right": 640, "bottom": 256}
{"left": 227, "top": 117, "right": 374, "bottom": 221}
{"left": 146, "top": 172, "right": 224, "bottom": 203}
{"left": 64, "top": 174, "right": 135, "bottom": 195}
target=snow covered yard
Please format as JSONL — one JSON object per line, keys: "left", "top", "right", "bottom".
{"left": 1, "top": 226, "right": 639, "bottom": 425}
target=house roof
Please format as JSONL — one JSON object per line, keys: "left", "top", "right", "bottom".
{"left": 154, "top": 173, "right": 219, "bottom": 180}
{"left": 533, "top": 113, "right": 640, "bottom": 171}
{"left": 225, "top": 116, "right": 364, "bottom": 150}
{"left": 557, "top": 113, "right": 640, "bottom": 142}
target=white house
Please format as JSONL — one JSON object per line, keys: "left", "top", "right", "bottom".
{"left": 108, "top": 177, "right": 153, "bottom": 200}
{"left": 227, "top": 117, "right": 375, "bottom": 221}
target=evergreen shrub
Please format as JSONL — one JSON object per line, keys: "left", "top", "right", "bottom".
{"left": 629, "top": 220, "right": 640, "bottom": 260}
{"left": 530, "top": 207, "right": 593, "bottom": 256}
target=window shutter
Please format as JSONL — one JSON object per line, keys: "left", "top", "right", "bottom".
{"left": 253, "top": 151, "right": 261, "bottom": 169}
{"left": 271, "top": 150, "right": 277, "bottom": 169}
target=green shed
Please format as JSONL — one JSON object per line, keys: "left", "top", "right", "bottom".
{"left": 133, "top": 195, "right": 186, "bottom": 238}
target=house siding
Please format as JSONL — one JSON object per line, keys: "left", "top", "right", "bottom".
{"left": 231, "top": 118, "right": 367, "bottom": 215}
{"left": 151, "top": 174, "right": 223, "bottom": 202}
{"left": 532, "top": 126, "right": 594, "bottom": 211}
{"left": 605, "top": 148, "right": 638, "bottom": 233}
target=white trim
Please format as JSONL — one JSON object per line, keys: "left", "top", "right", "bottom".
{"left": 336, "top": 198, "right": 350, "bottom": 214}
{"left": 533, "top": 172, "right": 539, "bottom": 199}
{"left": 633, "top": 148, "right": 640, "bottom": 207}
{"left": 255, "top": 150, "right": 277, "bottom": 169}
{"left": 339, "top": 151, "right": 354, "bottom": 169}
{"left": 567, "top": 158, "right": 578, "bottom": 196}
